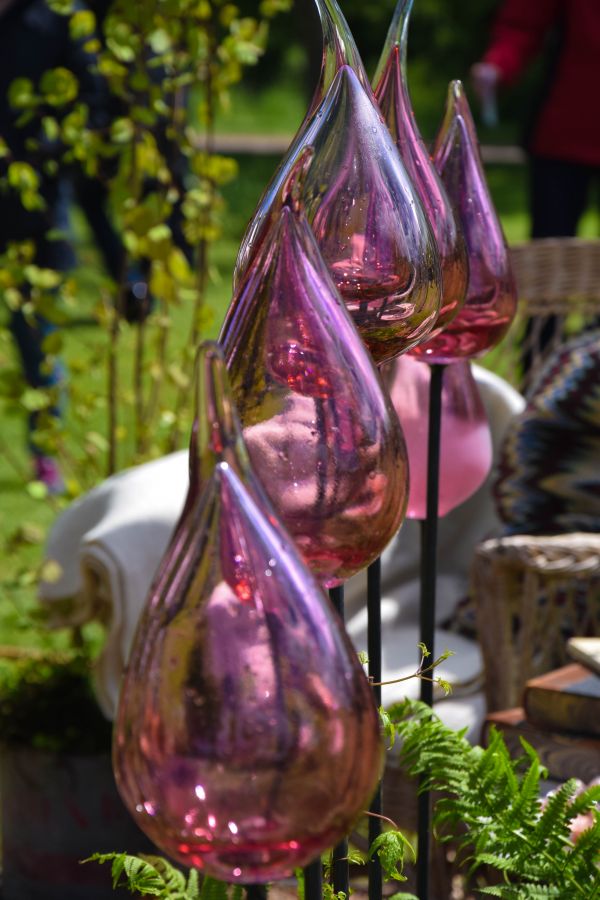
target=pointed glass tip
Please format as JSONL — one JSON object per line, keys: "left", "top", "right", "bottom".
{"left": 282, "top": 146, "right": 315, "bottom": 212}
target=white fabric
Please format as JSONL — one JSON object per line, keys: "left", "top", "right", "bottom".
{"left": 39, "top": 366, "right": 524, "bottom": 725}
{"left": 39, "top": 452, "right": 189, "bottom": 717}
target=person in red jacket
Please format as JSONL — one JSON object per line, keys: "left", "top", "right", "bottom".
{"left": 471, "top": 0, "right": 600, "bottom": 239}
{"left": 471, "top": 0, "right": 600, "bottom": 375}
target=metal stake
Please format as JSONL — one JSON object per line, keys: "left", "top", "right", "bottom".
{"left": 303, "top": 859, "right": 323, "bottom": 900}
{"left": 329, "top": 584, "right": 350, "bottom": 898}
{"left": 416, "top": 362, "right": 445, "bottom": 900}
{"left": 367, "top": 557, "right": 383, "bottom": 900}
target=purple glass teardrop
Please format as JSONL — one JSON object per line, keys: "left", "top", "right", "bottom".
{"left": 113, "top": 343, "right": 383, "bottom": 883}
{"left": 373, "top": 0, "right": 468, "bottom": 358}
{"left": 382, "top": 355, "right": 492, "bottom": 518}
{"left": 234, "top": 0, "right": 371, "bottom": 288}
{"left": 417, "top": 80, "right": 517, "bottom": 360}
{"left": 301, "top": 64, "right": 441, "bottom": 364}
{"left": 220, "top": 156, "right": 409, "bottom": 587}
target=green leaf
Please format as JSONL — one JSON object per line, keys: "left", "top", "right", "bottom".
{"left": 21, "top": 388, "right": 50, "bottom": 412}
{"left": 110, "top": 117, "right": 134, "bottom": 144}
{"left": 26, "top": 480, "right": 49, "bottom": 500}
{"left": 39, "top": 67, "right": 79, "bottom": 106}
{"left": 149, "top": 28, "right": 171, "bottom": 54}
{"left": 8, "top": 77, "right": 37, "bottom": 110}
{"left": 23, "top": 265, "right": 61, "bottom": 289}
{"left": 369, "top": 830, "right": 414, "bottom": 882}
{"left": 8, "top": 161, "right": 39, "bottom": 193}
{"left": 69, "top": 9, "right": 96, "bottom": 40}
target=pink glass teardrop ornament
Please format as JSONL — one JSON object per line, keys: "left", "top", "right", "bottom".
{"left": 412, "top": 80, "right": 516, "bottom": 361}
{"left": 113, "top": 343, "right": 383, "bottom": 883}
{"left": 373, "top": 0, "right": 468, "bottom": 354}
{"left": 220, "top": 156, "right": 408, "bottom": 587}
{"left": 301, "top": 65, "right": 441, "bottom": 364}
{"left": 382, "top": 355, "right": 492, "bottom": 518}
{"left": 234, "top": 0, "right": 371, "bottom": 287}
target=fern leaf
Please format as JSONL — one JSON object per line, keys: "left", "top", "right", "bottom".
{"left": 138, "top": 854, "right": 187, "bottom": 893}
{"left": 186, "top": 868, "right": 200, "bottom": 899}
{"left": 567, "top": 784, "right": 600, "bottom": 816}
{"left": 82, "top": 851, "right": 166, "bottom": 895}
{"left": 531, "top": 780, "right": 577, "bottom": 853}
{"left": 200, "top": 875, "right": 230, "bottom": 900}
{"left": 369, "top": 829, "right": 412, "bottom": 881}
{"left": 121, "top": 854, "right": 166, "bottom": 895}
{"left": 387, "top": 893, "right": 419, "bottom": 900}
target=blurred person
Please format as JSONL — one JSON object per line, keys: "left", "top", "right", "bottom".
{"left": 0, "top": 0, "right": 113, "bottom": 491}
{"left": 471, "top": 0, "right": 600, "bottom": 372}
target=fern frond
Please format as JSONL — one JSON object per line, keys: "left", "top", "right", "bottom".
{"left": 567, "top": 784, "right": 600, "bottom": 816}
{"left": 83, "top": 851, "right": 166, "bottom": 895}
{"left": 138, "top": 854, "right": 187, "bottom": 894}
{"left": 479, "top": 885, "right": 562, "bottom": 898}
{"left": 186, "top": 868, "right": 200, "bottom": 899}
{"left": 531, "top": 780, "right": 577, "bottom": 852}
{"left": 389, "top": 699, "right": 600, "bottom": 896}
{"left": 200, "top": 876, "right": 230, "bottom": 900}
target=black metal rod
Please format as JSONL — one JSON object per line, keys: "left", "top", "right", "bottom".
{"left": 367, "top": 557, "right": 383, "bottom": 900}
{"left": 244, "top": 886, "right": 267, "bottom": 900}
{"left": 332, "top": 839, "right": 349, "bottom": 897}
{"left": 328, "top": 585, "right": 350, "bottom": 897}
{"left": 303, "top": 859, "right": 323, "bottom": 900}
{"left": 416, "top": 362, "right": 445, "bottom": 900}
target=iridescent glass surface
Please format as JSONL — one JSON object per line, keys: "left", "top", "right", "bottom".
{"left": 374, "top": 0, "right": 468, "bottom": 357}
{"left": 220, "top": 159, "right": 409, "bottom": 587}
{"left": 114, "top": 344, "right": 383, "bottom": 883}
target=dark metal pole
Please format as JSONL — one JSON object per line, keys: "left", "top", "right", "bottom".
{"left": 367, "top": 557, "right": 383, "bottom": 900}
{"left": 416, "top": 363, "right": 445, "bottom": 900}
{"left": 303, "top": 859, "right": 323, "bottom": 900}
{"left": 244, "top": 886, "right": 267, "bottom": 900}
{"left": 329, "top": 584, "right": 350, "bottom": 898}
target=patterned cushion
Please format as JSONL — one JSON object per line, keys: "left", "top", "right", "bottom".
{"left": 494, "top": 330, "right": 600, "bottom": 535}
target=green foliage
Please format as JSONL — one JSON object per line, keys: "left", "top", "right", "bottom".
{"left": 88, "top": 853, "right": 247, "bottom": 899}
{"left": 0, "top": 0, "right": 292, "bottom": 504}
{"left": 85, "top": 852, "right": 206, "bottom": 897}
{"left": 0, "top": 648, "right": 112, "bottom": 752}
{"left": 387, "top": 699, "right": 600, "bottom": 898}
{"left": 369, "top": 829, "right": 414, "bottom": 883}
{"left": 0, "top": 0, "right": 292, "bottom": 696}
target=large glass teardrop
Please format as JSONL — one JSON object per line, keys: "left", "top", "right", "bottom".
{"left": 301, "top": 64, "right": 441, "bottom": 364}
{"left": 422, "top": 81, "right": 517, "bottom": 360}
{"left": 220, "top": 162, "right": 409, "bottom": 588}
{"left": 113, "top": 343, "right": 383, "bottom": 883}
{"left": 373, "top": 0, "right": 468, "bottom": 359}
{"left": 382, "top": 355, "right": 492, "bottom": 518}
{"left": 234, "top": 0, "right": 370, "bottom": 287}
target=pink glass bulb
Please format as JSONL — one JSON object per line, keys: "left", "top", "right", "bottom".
{"left": 382, "top": 355, "right": 492, "bottom": 518}
{"left": 373, "top": 0, "right": 468, "bottom": 353}
{"left": 413, "top": 80, "right": 517, "bottom": 361}
{"left": 220, "top": 155, "right": 409, "bottom": 587}
{"left": 113, "top": 343, "right": 383, "bottom": 883}
{"left": 301, "top": 65, "right": 441, "bottom": 364}
{"left": 234, "top": 0, "right": 371, "bottom": 288}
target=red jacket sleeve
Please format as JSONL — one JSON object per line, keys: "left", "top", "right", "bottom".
{"left": 482, "top": 0, "right": 563, "bottom": 84}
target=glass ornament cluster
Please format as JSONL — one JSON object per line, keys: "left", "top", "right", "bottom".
{"left": 114, "top": 0, "right": 517, "bottom": 883}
